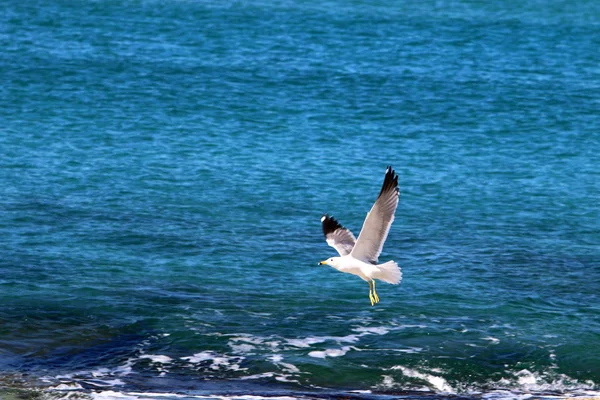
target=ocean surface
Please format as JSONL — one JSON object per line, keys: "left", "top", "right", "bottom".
{"left": 1, "top": 0, "right": 599, "bottom": 399}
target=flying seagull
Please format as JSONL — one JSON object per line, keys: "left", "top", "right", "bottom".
{"left": 319, "top": 166, "right": 402, "bottom": 306}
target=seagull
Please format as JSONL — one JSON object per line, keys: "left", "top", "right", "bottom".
{"left": 319, "top": 166, "right": 402, "bottom": 306}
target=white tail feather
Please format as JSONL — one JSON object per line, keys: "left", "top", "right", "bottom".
{"left": 374, "top": 261, "right": 402, "bottom": 284}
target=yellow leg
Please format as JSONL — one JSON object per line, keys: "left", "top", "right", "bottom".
{"left": 373, "top": 280, "right": 380, "bottom": 303}
{"left": 368, "top": 281, "right": 375, "bottom": 306}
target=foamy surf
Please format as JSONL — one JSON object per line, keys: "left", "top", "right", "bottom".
{"left": 25, "top": 386, "right": 600, "bottom": 400}
{"left": 20, "top": 360, "right": 597, "bottom": 400}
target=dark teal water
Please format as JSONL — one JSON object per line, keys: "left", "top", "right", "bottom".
{"left": 1, "top": 1, "right": 599, "bottom": 399}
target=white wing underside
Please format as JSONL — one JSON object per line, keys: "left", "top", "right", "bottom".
{"left": 321, "top": 215, "right": 356, "bottom": 256}
{"left": 322, "top": 167, "right": 399, "bottom": 263}
{"left": 350, "top": 167, "right": 399, "bottom": 263}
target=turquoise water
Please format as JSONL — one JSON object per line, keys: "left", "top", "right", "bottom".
{"left": 1, "top": 1, "right": 599, "bottom": 399}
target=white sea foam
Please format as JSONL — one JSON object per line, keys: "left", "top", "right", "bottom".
{"left": 51, "top": 382, "right": 84, "bottom": 391}
{"left": 480, "top": 390, "right": 539, "bottom": 400}
{"left": 481, "top": 389, "right": 600, "bottom": 400}
{"left": 246, "top": 311, "right": 272, "bottom": 316}
{"left": 214, "top": 356, "right": 243, "bottom": 371}
{"left": 230, "top": 343, "right": 256, "bottom": 353}
{"left": 139, "top": 355, "right": 173, "bottom": 364}
{"left": 308, "top": 346, "right": 352, "bottom": 359}
{"left": 395, "top": 347, "right": 423, "bottom": 354}
{"left": 91, "top": 368, "right": 111, "bottom": 377}
{"left": 511, "top": 368, "right": 596, "bottom": 393}
{"left": 489, "top": 323, "right": 512, "bottom": 329}
{"left": 222, "top": 332, "right": 366, "bottom": 355}
{"left": 516, "top": 369, "right": 538, "bottom": 386}
{"left": 360, "top": 346, "right": 423, "bottom": 354}
{"left": 265, "top": 354, "right": 299, "bottom": 373}
{"left": 180, "top": 352, "right": 213, "bottom": 363}
{"left": 468, "top": 368, "right": 599, "bottom": 398}
{"left": 350, "top": 324, "right": 428, "bottom": 339}
{"left": 378, "top": 375, "right": 399, "bottom": 389}
{"left": 227, "top": 335, "right": 283, "bottom": 354}
{"left": 376, "top": 363, "right": 600, "bottom": 399}
{"left": 352, "top": 326, "right": 391, "bottom": 335}
{"left": 181, "top": 351, "right": 246, "bottom": 371}
{"left": 229, "top": 335, "right": 267, "bottom": 345}
{"left": 239, "top": 372, "right": 276, "bottom": 380}
{"left": 395, "top": 324, "right": 428, "bottom": 329}
{"left": 85, "top": 387, "right": 600, "bottom": 400}
{"left": 275, "top": 376, "right": 300, "bottom": 383}
{"left": 91, "top": 391, "right": 136, "bottom": 400}
{"left": 213, "top": 396, "right": 298, "bottom": 400}
{"left": 269, "top": 354, "right": 283, "bottom": 363}
{"left": 285, "top": 337, "right": 322, "bottom": 348}
{"left": 47, "top": 367, "right": 127, "bottom": 391}
{"left": 114, "top": 357, "right": 136, "bottom": 375}
{"left": 482, "top": 336, "right": 501, "bottom": 344}
{"left": 83, "top": 379, "right": 126, "bottom": 387}
{"left": 390, "top": 365, "right": 455, "bottom": 393}
{"left": 285, "top": 334, "right": 359, "bottom": 348}
{"left": 279, "top": 362, "right": 300, "bottom": 373}
{"left": 238, "top": 371, "right": 300, "bottom": 383}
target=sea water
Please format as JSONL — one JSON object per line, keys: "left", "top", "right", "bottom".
{"left": 1, "top": 0, "right": 599, "bottom": 399}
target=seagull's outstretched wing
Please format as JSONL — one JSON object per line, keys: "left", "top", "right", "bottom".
{"left": 321, "top": 215, "right": 356, "bottom": 256}
{"left": 350, "top": 166, "right": 399, "bottom": 263}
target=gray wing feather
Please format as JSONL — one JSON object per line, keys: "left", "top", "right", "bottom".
{"left": 321, "top": 215, "right": 356, "bottom": 256}
{"left": 350, "top": 166, "right": 399, "bottom": 263}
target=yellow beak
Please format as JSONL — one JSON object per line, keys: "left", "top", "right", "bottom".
{"left": 318, "top": 261, "right": 327, "bottom": 265}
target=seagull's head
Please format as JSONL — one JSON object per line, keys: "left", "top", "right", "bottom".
{"left": 318, "top": 257, "right": 341, "bottom": 268}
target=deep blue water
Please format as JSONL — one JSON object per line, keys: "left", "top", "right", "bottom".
{"left": 1, "top": 1, "right": 599, "bottom": 399}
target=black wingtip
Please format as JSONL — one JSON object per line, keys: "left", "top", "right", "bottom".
{"left": 321, "top": 214, "right": 343, "bottom": 236}
{"left": 378, "top": 165, "right": 399, "bottom": 198}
